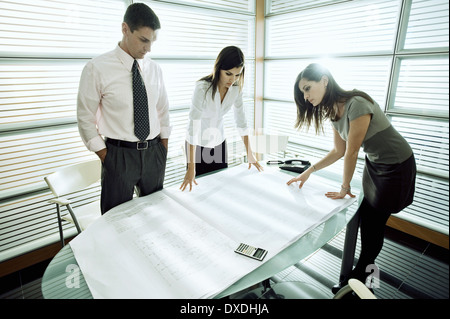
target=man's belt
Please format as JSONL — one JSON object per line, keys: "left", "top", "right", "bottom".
{"left": 106, "top": 136, "right": 160, "bottom": 150}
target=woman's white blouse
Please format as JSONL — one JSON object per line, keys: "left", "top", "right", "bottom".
{"left": 186, "top": 80, "right": 249, "bottom": 148}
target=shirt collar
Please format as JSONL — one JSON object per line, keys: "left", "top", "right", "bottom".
{"left": 115, "top": 43, "right": 143, "bottom": 72}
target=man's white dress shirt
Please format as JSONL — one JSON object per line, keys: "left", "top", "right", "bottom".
{"left": 77, "top": 44, "right": 171, "bottom": 152}
{"left": 186, "top": 80, "right": 249, "bottom": 148}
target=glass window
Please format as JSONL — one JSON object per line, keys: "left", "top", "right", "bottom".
{"left": 0, "top": 0, "right": 125, "bottom": 58}
{"left": 389, "top": 56, "right": 449, "bottom": 117}
{"left": 401, "top": 0, "right": 449, "bottom": 51}
{"left": 265, "top": 0, "right": 401, "bottom": 58}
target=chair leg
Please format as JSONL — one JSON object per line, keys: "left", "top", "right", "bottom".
{"left": 66, "top": 205, "right": 82, "bottom": 234}
{"left": 56, "top": 204, "right": 65, "bottom": 247}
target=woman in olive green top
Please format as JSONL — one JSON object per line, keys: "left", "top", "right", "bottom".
{"left": 287, "top": 63, "right": 416, "bottom": 294}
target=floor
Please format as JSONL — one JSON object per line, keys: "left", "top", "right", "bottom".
{"left": 0, "top": 226, "right": 448, "bottom": 299}
{"left": 0, "top": 258, "right": 50, "bottom": 299}
{"left": 253, "top": 227, "right": 449, "bottom": 299}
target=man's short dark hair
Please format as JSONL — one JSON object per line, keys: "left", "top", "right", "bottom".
{"left": 124, "top": 3, "right": 161, "bottom": 32}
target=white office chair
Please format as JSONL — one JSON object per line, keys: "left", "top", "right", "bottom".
{"left": 333, "top": 278, "right": 377, "bottom": 299}
{"left": 249, "top": 134, "right": 289, "bottom": 160}
{"left": 44, "top": 159, "right": 102, "bottom": 247}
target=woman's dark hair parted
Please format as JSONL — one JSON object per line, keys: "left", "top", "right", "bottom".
{"left": 293, "top": 63, "right": 374, "bottom": 134}
{"left": 200, "top": 46, "right": 246, "bottom": 100}
{"left": 124, "top": 2, "right": 161, "bottom": 32}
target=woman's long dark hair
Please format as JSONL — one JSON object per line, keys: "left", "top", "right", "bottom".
{"left": 293, "top": 63, "right": 374, "bottom": 134}
{"left": 200, "top": 46, "right": 245, "bottom": 100}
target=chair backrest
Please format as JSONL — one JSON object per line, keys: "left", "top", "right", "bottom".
{"left": 44, "top": 159, "right": 101, "bottom": 197}
{"left": 249, "top": 135, "right": 289, "bottom": 154}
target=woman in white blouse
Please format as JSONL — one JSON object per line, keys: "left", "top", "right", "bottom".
{"left": 180, "top": 46, "right": 262, "bottom": 191}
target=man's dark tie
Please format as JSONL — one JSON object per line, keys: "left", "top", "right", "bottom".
{"left": 132, "top": 60, "right": 150, "bottom": 141}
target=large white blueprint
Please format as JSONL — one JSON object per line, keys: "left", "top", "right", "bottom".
{"left": 70, "top": 165, "right": 356, "bottom": 298}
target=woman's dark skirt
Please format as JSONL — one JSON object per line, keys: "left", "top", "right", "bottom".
{"left": 186, "top": 140, "right": 228, "bottom": 177}
{"left": 363, "top": 154, "right": 416, "bottom": 214}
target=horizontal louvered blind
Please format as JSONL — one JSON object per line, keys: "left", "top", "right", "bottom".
{"left": 158, "top": 61, "right": 216, "bottom": 110}
{"left": 0, "top": 0, "right": 126, "bottom": 58}
{"left": 402, "top": 0, "right": 449, "bottom": 51}
{"left": 264, "top": 100, "right": 366, "bottom": 162}
{"left": 0, "top": 125, "right": 97, "bottom": 198}
{"left": 389, "top": 56, "right": 449, "bottom": 117}
{"left": 265, "top": 0, "right": 401, "bottom": 58}
{"left": 389, "top": 115, "right": 449, "bottom": 178}
{"left": 0, "top": 0, "right": 127, "bottom": 262}
{"left": 152, "top": 0, "right": 255, "bottom": 13}
{"left": 158, "top": 60, "right": 255, "bottom": 110}
{"left": 388, "top": 0, "right": 449, "bottom": 233}
{"left": 163, "top": 109, "right": 190, "bottom": 190}
{"left": 145, "top": 0, "right": 255, "bottom": 59}
{"left": 264, "top": 57, "right": 392, "bottom": 107}
{"left": 264, "top": 101, "right": 334, "bottom": 151}
{"left": 266, "top": 0, "right": 348, "bottom": 14}
{"left": 0, "top": 59, "right": 86, "bottom": 131}
{"left": 400, "top": 173, "right": 449, "bottom": 233}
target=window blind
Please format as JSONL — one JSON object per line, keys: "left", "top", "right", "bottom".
{"left": 266, "top": 0, "right": 349, "bottom": 15}
{"left": 264, "top": 57, "right": 392, "bottom": 108}
{"left": 158, "top": 60, "right": 255, "bottom": 111}
{"left": 264, "top": 101, "right": 334, "bottom": 152}
{"left": 400, "top": 173, "right": 449, "bottom": 234}
{"left": 402, "top": 0, "right": 449, "bottom": 51}
{"left": 0, "top": 59, "right": 86, "bottom": 131}
{"left": 158, "top": 61, "right": 216, "bottom": 110}
{"left": 145, "top": 0, "right": 255, "bottom": 59}
{"left": 388, "top": 56, "right": 449, "bottom": 117}
{"left": 152, "top": 0, "right": 255, "bottom": 14}
{"left": 389, "top": 115, "right": 448, "bottom": 179}
{"left": 265, "top": 0, "right": 401, "bottom": 58}
{"left": 0, "top": 125, "right": 97, "bottom": 199}
{"left": 0, "top": 0, "right": 125, "bottom": 58}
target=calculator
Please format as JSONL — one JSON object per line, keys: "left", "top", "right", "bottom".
{"left": 234, "top": 243, "right": 268, "bottom": 261}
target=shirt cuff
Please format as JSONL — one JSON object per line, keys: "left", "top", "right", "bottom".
{"left": 236, "top": 126, "right": 249, "bottom": 137}
{"left": 86, "top": 135, "right": 106, "bottom": 153}
{"left": 159, "top": 125, "right": 172, "bottom": 139}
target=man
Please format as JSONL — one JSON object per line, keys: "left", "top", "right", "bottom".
{"left": 77, "top": 3, "right": 171, "bottom": 214}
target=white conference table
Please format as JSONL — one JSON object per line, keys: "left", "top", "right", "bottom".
{"left": 41, "top": 165, "right": 360, "bottom": 299}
